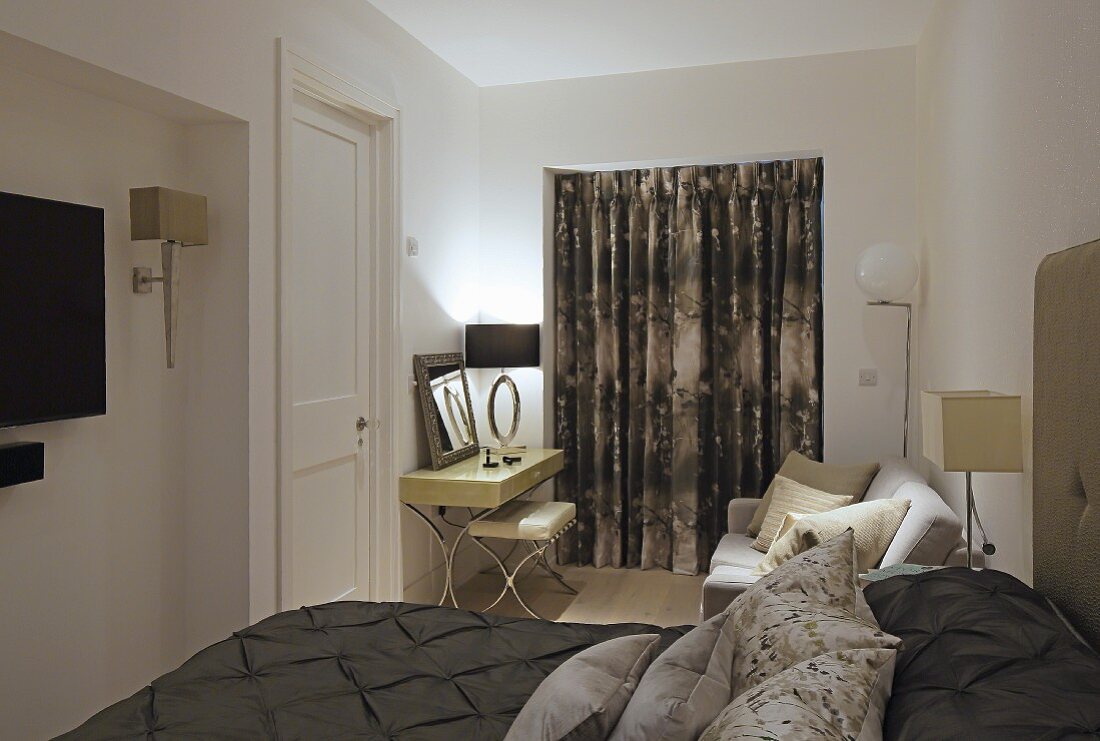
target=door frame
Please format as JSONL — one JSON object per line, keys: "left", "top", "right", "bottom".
{"left": 277, "top": 40, "right": 402, "bottom": 609}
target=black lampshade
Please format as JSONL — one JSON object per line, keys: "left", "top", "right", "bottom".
{"left": 465, "top": 324, "right": 540, "bottom": 369}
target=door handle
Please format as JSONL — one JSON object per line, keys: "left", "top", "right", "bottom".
{"left": 356, "top": 416, "right": 368, "bottom": 433}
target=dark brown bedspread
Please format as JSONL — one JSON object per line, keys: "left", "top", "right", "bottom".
{"left": 57, "top": 601, "right": 689, "bottom": 740}
{"left": 866, "top": 568, "right": 1100, "bottom": 741}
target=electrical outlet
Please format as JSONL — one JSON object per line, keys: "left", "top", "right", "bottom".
{"left": 408, "top": 374, "right": 417, "bottom": 392}
{"left": 406, "top": 236, "right": 419, "bottom": 257}
{"left": 858, "top": 368, "right": 878, "bottom": 387}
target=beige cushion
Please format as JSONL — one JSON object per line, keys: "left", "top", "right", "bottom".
{"left": 699, "top": 649, "right": 897, "bottom": 741}
{"left": 469, "top": 500, "right": 576, "bottom": 541}
{"left": 746, "top": 452, "right": 879, "bottom": 537}
{"left": 505, "top": 633, "right": 660, "bottom": 741}
{"left": 754, "top": 498, "right": 912, "bottom": 575}
{"left": 750, "top": 476, "right": 852, "bottom": 553}
{"left": 610, "top": 610, "right": 736, "bottom": 741}
{"left": 775, "top": 511, "right": 803, "bottom": 541}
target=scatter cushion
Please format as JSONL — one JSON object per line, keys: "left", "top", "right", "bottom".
{"left": 610, "top": 610, "right": 736, "bottom": 741}
{"left": 699, "top": 649, "right": 897, "bottom": 741}
{"left": 751, "top": 476, "right": 853, "bottom": 553}
{"left": 729, "top": 592, "right": 900, "bottom": 698}
{"left": 745, "top": 528, "right": 874, "bottom": 623}
{"left": 469, "top": 500, "right": 577, "bottom": 540}
{"left": 747, "top": 452, "right": 879, "bottom": 537}
{"left": 774, "top": 511, "right": 804, "bottom": 541}
{"left": 754, "top": 498, "right": 912, "bottom": 575}
{"left": 505, "top": 633, "right": 661, "bottom": 741}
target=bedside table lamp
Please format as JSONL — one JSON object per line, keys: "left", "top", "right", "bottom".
{"left": 921, "top": 391, "right": 1023, "bottom": 568}
{"left": 465, "top": 324, "right": 540, "bottom": 448}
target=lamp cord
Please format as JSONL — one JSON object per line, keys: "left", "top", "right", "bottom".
{"left": 969, "top": 489, "right": 996, "bottom": 555}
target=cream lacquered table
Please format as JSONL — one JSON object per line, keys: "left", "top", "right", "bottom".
{"left": 399, "top": 448, "right": 564, "bottom": 607}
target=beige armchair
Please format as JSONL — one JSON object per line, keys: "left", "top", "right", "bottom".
{"left": 701, "top": 457, "right": 984, "bottom": 619}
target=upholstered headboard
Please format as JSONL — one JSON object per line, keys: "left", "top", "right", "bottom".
{"left": 1034, "top": 238, "right": 1100, "bottom": 649}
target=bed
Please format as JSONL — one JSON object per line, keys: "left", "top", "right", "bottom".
{"left": 59, "top": 603, "right": 689, "bottom": 739}
{"left": 61, "top": 238, "right": 1100, "bottom": 740}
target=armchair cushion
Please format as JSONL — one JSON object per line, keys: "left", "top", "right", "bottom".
{"left": 710, "top": 533, "right": 767, "bottom": 572}
{"left": 863, "top": 456, "right": 926, "bottom": 501}
{"left": 879, "top": 481, "right": 964, "bottom": 566}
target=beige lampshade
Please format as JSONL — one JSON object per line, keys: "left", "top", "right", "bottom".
{"left": 921, "top": 391, "right": 1023, "bottom": 473}
{"left": 129, "top": 186, "right": 208, "bottom": 245}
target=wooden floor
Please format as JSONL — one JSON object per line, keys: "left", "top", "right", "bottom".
{"left": 453, "top": 563, "right": 707, "bottom": 627}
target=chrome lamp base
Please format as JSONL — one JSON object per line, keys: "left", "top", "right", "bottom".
{"left": 487, "top": 372, "right": 520, "bottom": 448}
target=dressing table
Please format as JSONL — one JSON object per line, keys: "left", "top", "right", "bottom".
{"left": 400, "top": 448, "right": 564, "bottom": 607}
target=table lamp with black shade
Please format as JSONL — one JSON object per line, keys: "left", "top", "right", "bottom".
{"left": 465, "top": 323, "right": 540, "bottom": 450}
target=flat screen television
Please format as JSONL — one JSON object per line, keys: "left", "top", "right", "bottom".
{"left": 0, "top": 191, "right": 106, "bottom": 427}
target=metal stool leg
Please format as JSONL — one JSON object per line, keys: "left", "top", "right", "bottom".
{"left": 471, "top": 536, "right": 513, "bottom": 611}
{"left": 522, "top": 540, "right": 577, "bottom": 594}
{"left": 507, "top": 544, "right": 551, "bottom": 619}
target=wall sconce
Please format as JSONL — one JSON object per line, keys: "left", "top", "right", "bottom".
{"left": 129, "top": 187, "right": 208, "bottom": 368}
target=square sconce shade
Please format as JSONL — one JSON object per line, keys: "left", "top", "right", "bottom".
{"left": 129, "top": 187, "right": 208, "bottom": 245}
{"left": 921, "top": 390, "right": 1023, "bottom": 473}
{"left": 465, "top": 324, "right": 540, "bottom": 368}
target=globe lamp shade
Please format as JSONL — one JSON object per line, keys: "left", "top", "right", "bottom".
{"left": 855, "top": 243, "right": 919, "bottom": 302}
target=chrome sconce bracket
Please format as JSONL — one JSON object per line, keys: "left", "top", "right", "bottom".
{"left": 131, "top": 240, "right": 183, "bottom": 369}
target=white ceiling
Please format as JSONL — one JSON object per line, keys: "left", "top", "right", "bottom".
{"left": 367, "top": 0, "right": 935, "bottom": 87}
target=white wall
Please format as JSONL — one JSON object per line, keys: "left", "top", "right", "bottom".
{"left": 0, "top": 61, "right": 250, "bottom": 738}
{"left": 0, "top": 0, "right": 481, "bottom": 734}
{"left": 916, "top": 0, "right": 1100, "bottom": 580}
{"left": 478, "top": 47, "right": 920, "bottom": 468}
{"left": 0, "top": 0, "right": 481, "bottom": 618}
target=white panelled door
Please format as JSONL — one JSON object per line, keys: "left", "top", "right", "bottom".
{"left": 287, "top": 90, "right": 373, "bottom": 607}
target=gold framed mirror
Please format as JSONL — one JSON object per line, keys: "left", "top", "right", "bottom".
{"left": 413, "top": 353, "right": 480, "bottom": 469}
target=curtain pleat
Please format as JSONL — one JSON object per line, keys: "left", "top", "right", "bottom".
{"left": 555, "top": 158, "right": 824, "bottom": 574}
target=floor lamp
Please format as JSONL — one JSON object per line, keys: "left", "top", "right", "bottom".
{"left": 855, "top": 243, "right": 919, "bottom": 457}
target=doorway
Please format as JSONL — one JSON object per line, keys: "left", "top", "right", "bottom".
{"left": 277, "top": 44, "right": 401, "bottom": 610}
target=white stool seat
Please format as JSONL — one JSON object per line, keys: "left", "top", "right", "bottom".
{"left": 469, "top": 500, "right": 576, "bottom": 541}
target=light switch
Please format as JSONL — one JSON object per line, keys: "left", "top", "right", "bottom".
{"left": 406, "top": 236, "right": 419, "bottom": 257}
{"left": 859, "top": 368, "right": 878, "bottom": 386}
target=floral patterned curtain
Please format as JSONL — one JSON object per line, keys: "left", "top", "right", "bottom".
{"left": 554, "top": 159, "right": 824, "bottom": 575}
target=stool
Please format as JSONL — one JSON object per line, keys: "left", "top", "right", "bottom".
{"left": 468, "top": 499, "right": 577, "bottom": 618}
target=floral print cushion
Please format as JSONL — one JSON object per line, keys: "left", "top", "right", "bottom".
{"left": 699, "top": 648, "right": 897, "bottom": 741}
{"left": 729, "top": 592, "right": 901, "bottom": 698}
{"left": 742, "top": 528, "right": 876, "bottom": 623}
